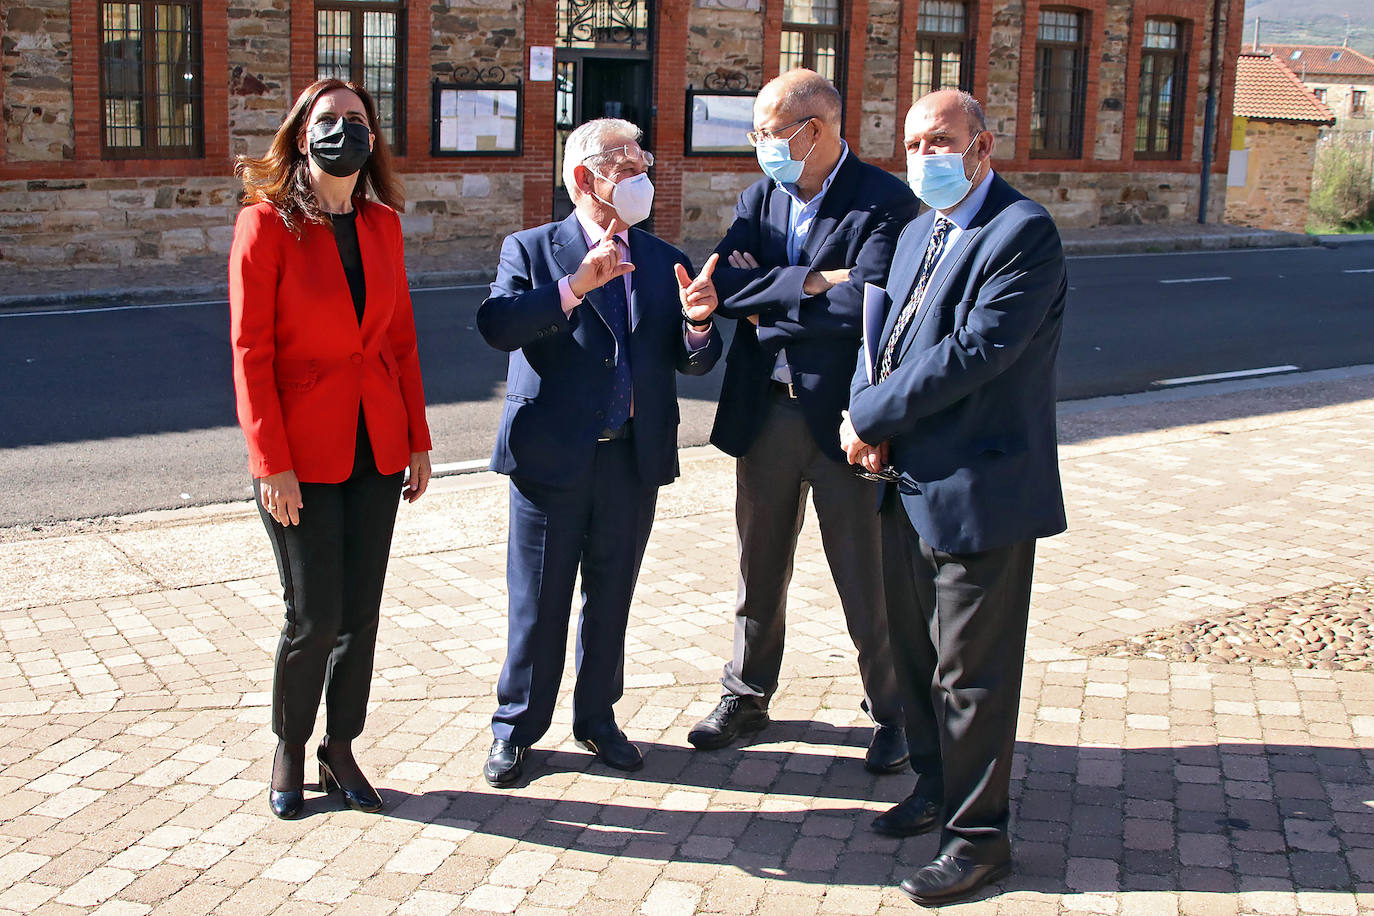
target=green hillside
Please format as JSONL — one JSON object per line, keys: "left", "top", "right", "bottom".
{"left": 1244, "top": 0, "right": 1374, "bottom": 56}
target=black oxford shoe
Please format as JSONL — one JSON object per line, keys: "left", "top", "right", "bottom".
{"left": 484, "top": 739, "right": 528, "bottom": 788}
{"left": 575, "top": 726, "right": 643, "bottom": 771}
{"left": 899, "top": 854, "right": 1011, "bottom": 905}
{"left": 268, "top": 788, "right": 305, "bottom": 820}
{"left": 864, "top": 724, "right": 910, "bottom": 774}
{"left": 871, "top": 789, "right": 941, "bottom": 837}
{"left": 686, "top": 694, "right": 769, "bottom": 750}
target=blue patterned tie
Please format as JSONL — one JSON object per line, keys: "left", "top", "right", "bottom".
{"left": 597, "top": 243, "right": 633, "bottom": 432}
{"left": 877, "top": 217, "right": 951, "bottom": 383}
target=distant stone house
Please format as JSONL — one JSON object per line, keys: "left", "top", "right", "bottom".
{"left": 1, "top": 0, "right": 1245, "bottom": 276}
{"left": 1258, "top": 44, "right": 1374, "bottom": 136}
{"left": 1225, "top": 51, "right": 1335, "bottom": 232}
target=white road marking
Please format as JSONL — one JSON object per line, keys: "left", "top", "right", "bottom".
{"left": 1154, "top": 365, "right": 1299, "bottom": 386}
{"left": 1343, "top": 268, "right": 1374, "bottom": 274}
{"left": 1159, "top": 276, "right": 1231, "bottom": 284}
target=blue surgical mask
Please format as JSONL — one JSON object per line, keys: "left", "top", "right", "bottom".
{"left": 755, "top": 122, "right": 816, "bottom": 185}
{"left": 907, "top": 135, "right": 981, "bottom": 211}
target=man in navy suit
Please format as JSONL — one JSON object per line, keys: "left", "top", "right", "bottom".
{"left": 477, "top": 118, "right": 723, "bottom": 788}
{"left": 686, "top": 69, "right": 916, "bottom": 773}
{"left": 841, "top": 89, "right": 1068, "bottom": 905}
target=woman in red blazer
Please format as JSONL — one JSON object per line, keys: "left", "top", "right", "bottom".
{"left": 230, "top": 78, "right": 432, "bottom": 820}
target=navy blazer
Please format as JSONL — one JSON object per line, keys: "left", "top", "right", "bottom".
{"left": 848, "top": 173, "right": 1068, "bottom": 554}
{"left": 709, "top": 152, "right": 918, "bottom": 461}
{"left": 478, "top": 213, "right": 722, "bottom": 489}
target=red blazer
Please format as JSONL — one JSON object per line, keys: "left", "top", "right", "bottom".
{"left": 229, "top": 200, "right": 432, "bottom": 483}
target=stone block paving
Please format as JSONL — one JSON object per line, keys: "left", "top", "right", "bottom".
{"left": 1, "top": 372, "right": 1372, "bottom": 915}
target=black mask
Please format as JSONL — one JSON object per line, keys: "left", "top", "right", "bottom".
{"left": 307, "top": 119, "right": 372, "bottom": 178}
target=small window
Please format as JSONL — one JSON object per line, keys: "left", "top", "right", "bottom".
{"left": 914, "top": 0, "right": 973, "bottom": 99}
{"left": 1290, "top": 50, "right": 1301, "bottom": 60}
{"left": 1330, "top": 51, "right": 1342, "bottom": 61}
{"left": 1354, "top": 89, "right": 1367, "bottom": 116}
{"left": 1136, "top": 18, "right": 1187, "bottom": 159}
{"left": 1031, "top": 8, "right": 1088, "bottom": 158}
{"left": 99, "top": 1, "right": 204, "bottom": 159}
{"left": 781, "top": 0, "right": 845, "bottom": 97}
{"left": 316, "top": 1, "right": 406, "bottom": 152}
{"left": 1313, "top": 87, "right": 1326, "bottom": 102}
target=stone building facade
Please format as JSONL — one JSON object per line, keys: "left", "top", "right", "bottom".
{"left": 1258, "top": 44, "right": 1374, "bottom": 137}
{"left": 1225, "top": 51, "right": 1335, "bottom": 232}
{"left": 1, "top": 0, "right": 1245, "bottom": 277}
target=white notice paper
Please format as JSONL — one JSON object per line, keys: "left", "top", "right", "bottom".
{"left": 530, "top": 46, "right": 554, "bottom": 81}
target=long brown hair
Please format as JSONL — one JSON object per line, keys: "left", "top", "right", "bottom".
{"left": 235, "top": 78, "right": 405, "bottom": 235}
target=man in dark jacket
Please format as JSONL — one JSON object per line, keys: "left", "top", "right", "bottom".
{"left": 478, "top": 118, "right": 722, "bottom": 788}
{"left": 687, "top": 69, "right": 917, "bottom": 774}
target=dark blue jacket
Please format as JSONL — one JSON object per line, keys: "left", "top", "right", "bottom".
{"left": 849, "top": 173, "right": 1068, "bottom": 554}
{"left": 708, "top": 152, "right": 918, "bottom": 461}
{"left": 478, "top": 213, "right": 722, "bottom": 488}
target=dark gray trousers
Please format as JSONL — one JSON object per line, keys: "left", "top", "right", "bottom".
{"left": 881, "top": 493, "right": 1036, "bottom": 865}
{"left": 721, "top": 390, "right": 903, "bottom": 726}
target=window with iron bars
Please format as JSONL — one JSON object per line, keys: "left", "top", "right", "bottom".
{"left": 914, "top": 0, "right": 973, "bottom": 100}
{"left": 316, "top": 0, "right": 405, "bottom": 152}
{"left": 781, "top": 0, "right": 845, "bottom": 99}
{"left": 1135, "top": 18, "right": 1187, "bottom": 159}
{"left": 99, "top": 0, "right": 203, "bottom": 159}
{"left": 1031, "top": 8, "right": 1088, "bottom": 158}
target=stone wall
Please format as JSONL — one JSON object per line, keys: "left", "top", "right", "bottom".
{"left": 686, "top": 2, "right": 763, "bottom": 90}
{"left": 679, "top": 169, "right": 756, "bottom": 249}
{"left": 1302, "top": 80, "right": 1374, "bottom": 134}
{"left": 432, "top": 0, "right": 524, "bottom": 82}
{"left": 859, "top": 0, "right": 901, "bottom": 162}
{"left": 2, "top": 1, "right": 74, "bottom": 162}
{"left": 227, "top": 0, "right": 292, "bottom": 159}
{"left": 1224, "top": 119, "right": 1319, "bottom": 232}
{"left": 0, "top": 176, "right": 238, "bottom": 267}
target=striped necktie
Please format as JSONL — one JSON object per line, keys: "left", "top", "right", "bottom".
{"left": 877, "top": 217, "right": 951, "bottom": 384}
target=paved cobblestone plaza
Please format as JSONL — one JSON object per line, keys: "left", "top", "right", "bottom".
{"left": 1, "top": 370, "right": 1371, "bottom": 915}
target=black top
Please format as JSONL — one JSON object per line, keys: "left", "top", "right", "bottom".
{"left": 330, "top": 210, "right": 366, "bottom": 323}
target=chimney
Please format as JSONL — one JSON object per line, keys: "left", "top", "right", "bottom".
{"left": 1252, "top": 16, "right": 1260, "bottom": 52}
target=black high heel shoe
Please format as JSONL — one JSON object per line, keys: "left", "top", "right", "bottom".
{"left": 317, "top": 746, "right": 384, "bottom": 813}
{"left": 268, "top": 786, "right": 305, "bottom": 819}
{"left": 269, "top": 742, "right": 305, "bottom": 820}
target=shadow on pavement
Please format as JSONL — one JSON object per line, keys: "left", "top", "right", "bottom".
{"left": 360, "top": 739, "right": 1372, "bottom": 895}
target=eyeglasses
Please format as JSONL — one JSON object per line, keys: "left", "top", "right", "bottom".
{"left": 852, "top": 465, "right": 902, "bottom": 484}
{"left": 583, "top": 146, "right": 654, "bottom": 172}
{"left": 747, "top": 117, "right": 813, "bottom": 147}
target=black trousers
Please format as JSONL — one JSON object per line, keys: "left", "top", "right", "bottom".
{"left": 258, "top": 421, "right": 404, "bottom": 745}
{"left": 881, "top": 492, "right": 1036, "bottom": 865}
{"left": 722, "top": 389, "right": 902, "bottom": 726}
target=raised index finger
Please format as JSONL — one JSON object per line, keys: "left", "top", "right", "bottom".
{"left": 696, "top": 252, "right": 720, "bottom": 282}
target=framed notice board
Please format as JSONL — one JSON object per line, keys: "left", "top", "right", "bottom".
{"left": 432, "top": 83, "right": 522, "bottom": 156}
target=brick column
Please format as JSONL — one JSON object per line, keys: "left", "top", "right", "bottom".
{"left": 655, "top": 0, "right": 690, "bottom": 244}
{"left": 523, "top": 3, "right": 556, "bottom": 228}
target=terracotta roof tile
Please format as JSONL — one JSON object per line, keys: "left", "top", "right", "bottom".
{"left": 1234, "top": 52, "right": 1337, "bottom": 124}
{"left": 1259, "top": 44, "right": 1374, "bottom": 78}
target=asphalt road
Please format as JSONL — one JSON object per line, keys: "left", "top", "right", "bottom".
{"left": 1, "top": 242, "right": 1371, "bottom": 526}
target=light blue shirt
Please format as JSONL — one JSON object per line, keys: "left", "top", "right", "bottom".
{"left": 771, "top": 142, "right": 851, "bottom": 384}
{"left": 930, "top": 168, "right": 995, "bottom": 274}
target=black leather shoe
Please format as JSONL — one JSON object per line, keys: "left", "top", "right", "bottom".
{"left": 317, "top": 748, "right": 384, "bottom": 813}
{"left": 686, "top": 695, "right": 768, "bottom": 750}
{"left": 864, "top": 724, "right": 910, "bottom": 774}
{"left": 575, "top": 726, "right": 643, "bottom": 771}
{"left": 268, "top": 788, "right": 305, "bottom": 820}
{"left": 899, "top": 854, "right": 1011, "bottom": 905}
{"left": 484, "top": 739, "right": 528, "bottom": 788}
{"left": 871, "top": 789, "right": 941, "bottom": 837}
